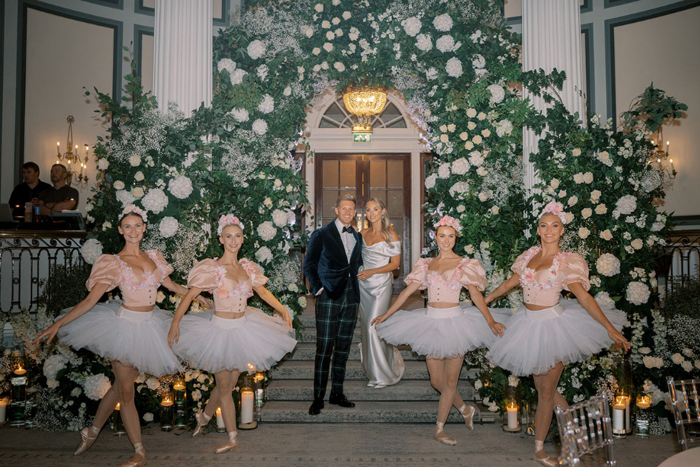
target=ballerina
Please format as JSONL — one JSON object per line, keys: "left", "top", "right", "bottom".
{"left": 33, "top": 205, "right": 209, "bottom": 467}
{"left": 484, "top": 201, "right": 631, "bottom": 466}
{"left": 168, "top": 214, "right": 296, "bottom": 454}
{"left": 357, "top": 198, "right": 405, "bottom": 389}
{"left": 372, "top": 216, "right": 509, "bottom": 446}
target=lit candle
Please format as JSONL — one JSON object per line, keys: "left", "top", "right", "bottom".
{"left": 216, "top": 407, "right": 225, "bottom": 430}
{"left": 670, "top": 159, "right": 675, "bottom": 173}
{"left": 612, "top": 397, "right": 625, "bottom": 432}
{"left": 636, "top": 395, "right": 651, "bottom": 410}
{"left": 0, "top": 397, "right": 8, "bottom": 424}
{"left": 14, "top": 365, "right": 27, "bottom": 376}
{"left": 173, "top": 380, "right": 186, "bottom": 391}
{"left": 161, "top": 396, "right": 174, "bottom": 407}
{"left": 666, "top": 141, "right": 670, "bottom": 155}
{"left": 115, "top": 403, "right": 121, "bottom": 411}
{"left": 240, "top": 388, "right": 255, "bottom": 424}
{"left": 57, "top": 142, "right": 60, "bottom": 155}
{"left": 506, "top": 402, "right": 519, "bottom": 430}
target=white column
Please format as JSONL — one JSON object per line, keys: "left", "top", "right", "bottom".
{"left": 153, "top": 0, "right": 212, "bottom": 115}
{"left": 522, "top": 0, "right": 585, "bottom": 194}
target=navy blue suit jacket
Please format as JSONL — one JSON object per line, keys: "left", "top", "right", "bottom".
{"left": 304, "top": 221, "right": 363, "bottom": 302}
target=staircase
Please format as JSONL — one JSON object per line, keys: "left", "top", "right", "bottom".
{"left": 260, "top": 295, "right": 498, "bottom": 424}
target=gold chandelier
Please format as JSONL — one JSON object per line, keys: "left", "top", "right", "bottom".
{"left": 342, "top": 89, "right": 387, "bottom": 133}
{"left": 55, "top": 115, "right": 90, "bottom": 190}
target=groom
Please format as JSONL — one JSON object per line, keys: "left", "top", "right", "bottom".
{"left": 304, "top": 194, "right": 363, "bottom": 415}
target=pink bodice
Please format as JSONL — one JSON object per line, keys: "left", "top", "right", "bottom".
{"left": 512, "top": 247, "right": 590, "bottom": 307}
{"left": 404, "top": 257, "right": 486, "bottom": 303}
{"left": 86, "top": 250, "right": 174, "bottom": 308}
{"left": 187, "top": 258, "right": 267, "bottom": 313}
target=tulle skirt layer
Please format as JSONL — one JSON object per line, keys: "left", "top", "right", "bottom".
{"left": 57, "top": 303, "right": 182, "bottom": 377}
{"left": 486, "top": 299, "right": 626, "bottom": 376}
{"left": 377, "top": 304, "right": 513, "bottom": 359}
{"left": 173, "top": 308, "right": 297, "bottom": 373}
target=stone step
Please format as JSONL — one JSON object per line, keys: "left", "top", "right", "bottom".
{"left": 284, "top": 342, "right": 424, "bottom": 362}
{"left": 260, "top": 401, "right": 498, "bottom": 423}
{"left": 265, "top": 379, "right": 475, "bottom": 402}
{"left": 270, "top": 360, "right": 477, "bottom": 381}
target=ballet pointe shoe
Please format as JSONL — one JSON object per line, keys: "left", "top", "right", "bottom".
{"left": 121, "top": 442, "right": 146, "bottom": 467}
{"left": 433, "top": 422, "right": 457, "bottom": 446}
{"left": 534, "top": 440, "right": 557, "bottom": 466}
{"left": 74, "top": 426, "right": 100, "bottom": 456}
{"left": 458, "top": 404, "right": 476, "bottom": 430}
{"left": 215, "top": 431, "right": 239, "bottom": 454}
{"left": 192, "top": 411, "right": 211, "bottom": 437}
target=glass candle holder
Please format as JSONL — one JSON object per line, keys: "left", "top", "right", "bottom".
{"left": 173, "top": 378, "right": 187, "bottom": 428}
{"left": 612, "top": 394, "right": 631, "bottom": 438}
{"left": 216, "top": 407, "right": 226, "bottom": 433}
{"left": 112, "top": 403, "right": 126, "bottom": 436}
{"left": 635, "top": 394, "right": 652, "bottom": 438}
{"left": 502, "top": 381, "right": 522, "bottom": 433}
{"left": 160, "top": 392, "right": 175, "bottom": 432}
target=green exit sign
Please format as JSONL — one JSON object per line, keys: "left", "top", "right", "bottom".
{"left": 353, "top": 133, "right": 372, "bottom": 143}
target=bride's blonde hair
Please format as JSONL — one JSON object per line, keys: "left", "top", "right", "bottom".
{"left": 366, "top": 197, "right": 395, "bottom": 246}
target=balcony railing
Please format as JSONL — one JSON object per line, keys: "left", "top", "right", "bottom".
{"left": 657, "top": 230, "right": 700, "bottom": 299}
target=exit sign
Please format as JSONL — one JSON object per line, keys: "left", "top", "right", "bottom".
{"left": 353, "top": 133, "right": 372, "bottom": 143}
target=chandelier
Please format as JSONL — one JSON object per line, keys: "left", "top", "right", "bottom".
{"left": 650, "top": 127, "right": 676, "bottom": 179}
{"left": 56, "top": 115, "right": 89, "bottom": 190}
{"left": 342, "top": 89, "right": 387, "bottom": 141}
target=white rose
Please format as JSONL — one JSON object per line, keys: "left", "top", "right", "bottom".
{"left": 583, "top": 172, "right": 594, "bottom": 184}
{"left": 334, "top": 62, "right": 346, "bottom": 72}
{"left": 97, "top": 158, "right": 109, "bottom": 170}
{"left": 323, "top": 42, "right": 334, "bottom": 52}
{"left": 638, "top": 347, "right": 652, "bottom": 355}
{"left": 599, "top": 230, "right": 613, "bottom": 241}
{"left": 573, "top": 173, "right": 584, "bottom": 184}
{"left": 481, "top": 129, "right": 491, "bottom": 137}
{"left": 342, "top": 11, "right": 351, "bottom": 20}
{"left": 671, "top": 353, "right": 684, "bottom": 365}
{"left": 466, "top": 108, "right": 477, "bottom": 118}
{"left": 572, "top": 148, "right": 582, "bottom": 157}
{"left": 508, "top": 375, "right": 519, "bottom": 387}
{"left": 129, "top": 155, "right": 141, "bottom": 167}
{"left": 682, "top": 361, "right": 693, "bottom": 372}
{"left": 631, "top": 239, "right": 643, "bottom": 250}
{"left": 474, "top": 380, "right": 483, "bottom": 390}
{"left": 578, "top": 227, "right": 590, "bottom": 239}
{"left": 459, "top": 132, "right": 469, "bottom": 141}
{"left": 596, "top": 253, "right": 620, "bottom": 277}
{"left": 567, "top": 196, "right": 578, "bottom": 207}
{"left": 142, "top": 412, "right": 154, "bottom": 422}
{"left": 683, "top": 348, "right": 693, "bottom": 357}
{"left": 595, "top": 204, "right": 608, "bottom": 215}
{"left": 440, "top": 134, "right": 449, "bottom": 143}
{"left": 315, "top": 3, "right": 323, "bottom": 12}
{"left": 550, "top": 178, "right": 560, "bottom": 189}
{"left": 113, "top": 180, "right": 125, "bottom": 190}
{"left": 326, "top": 31, "right": 335, "bottom": 40}
{"left": 472, "top": 135, "right": 482, "bottom": 144}
{"left": 626, "top": 281, "right": 650, "bottom": 305}
{"left": 581, "top": 208, "right": 592, "bottom": 219}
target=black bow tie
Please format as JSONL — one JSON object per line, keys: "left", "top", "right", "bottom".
{"left": 342, "top": 226, "right": 355, "bottom": 234}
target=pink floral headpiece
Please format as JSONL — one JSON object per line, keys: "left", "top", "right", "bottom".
{"left": 434, "top": 216, "right": 462, "bottom": 234}
{"left": 218, "top": 214, "right": 245, "bottom": 235}
{"left": 120, "top": 204, "right": 148, "bottom": 223}
{"left": 540, "top": 201, "right": 569, "bottom": 224}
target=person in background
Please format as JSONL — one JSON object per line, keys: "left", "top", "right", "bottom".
{"left": 36, "top": 164, "right": 80, "bottom": 215}
{"left": 8, "top": 162, "right": 51, "bottom": 217}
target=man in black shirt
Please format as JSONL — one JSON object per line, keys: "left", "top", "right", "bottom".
{"left": 8, "top": 162, "right": 52, "bottom": 216}
{"left": 37, "top": 164, "right": 80, "bottom": 215}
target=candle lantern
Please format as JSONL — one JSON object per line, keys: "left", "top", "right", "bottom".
{"left": 160, "top": 391, "right": 175, "bottom": 432}
{"left": 215, "top": 407, "right": 226, "bottom": 433}
{"left": 0, "top": 397, "right": 8, "bottom": 424}
{"left": 612, "top": 393, "right": 631, "bottom": 438}
{"left": 612, "top": 351, "right": 633, "bottom": 437}
{"left": 173, "top": 377, "right": 187, "bottom": 428}
{"left": 635, "top": 394, "right": 652, "bottom": 438}
{"left": 254, "top": 371, "right": 265, "bottom": 408}
{"left": 112, "top": 403, "right": 126, "bottom": 436}
{"left": 502, "top": 380, "right": 522, "bottom": 433}
{"left": 9, "top": 350, "right": 28, "bottom": 427}
{"left": 238, "top": 373, "right": 257, "bottom": 430}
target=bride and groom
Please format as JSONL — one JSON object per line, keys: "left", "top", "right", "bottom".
{"left": 303, "top": 194, "right": 405, "bottom": 415}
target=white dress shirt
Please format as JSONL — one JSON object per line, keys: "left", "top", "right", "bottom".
{"left": 335, "top": 218, "right": 356, "bottom": 263}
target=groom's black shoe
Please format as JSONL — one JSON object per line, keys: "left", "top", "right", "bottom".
{"left": 309, "top": 398, "right": 324, "bottom": 415}
{"left": 329, "top": 393, "right": 355, "bottom": 408}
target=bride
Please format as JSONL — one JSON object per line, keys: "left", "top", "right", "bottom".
{"left": 357, "top": 198, "right": 405, "bottom": 388}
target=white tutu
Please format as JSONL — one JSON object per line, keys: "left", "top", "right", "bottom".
{"left": 173, "top": 307, "right": 297, "bottom": 373}
{"left": 377, "top": 304, "right": 513, "bottom": 359}
{"left": 57, "top": 303, "right": 182, "bottom": 377}
{"left": 486, "top": 299, "right": 626, "bottom": 376}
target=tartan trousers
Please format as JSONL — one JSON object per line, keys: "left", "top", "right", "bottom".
{"left": 313, "top": 286, "right": 359, "bottom": 400}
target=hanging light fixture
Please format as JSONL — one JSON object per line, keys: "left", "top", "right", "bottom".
{"left": 342, "top": 88, "right": 387, "bottom": 142}
{"left": 55, "top": 115, "right": 90, "bottom": 190}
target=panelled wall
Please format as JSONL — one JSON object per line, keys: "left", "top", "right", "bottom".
{"left": 1, "top": 0, "right": 699, "bottom": 220}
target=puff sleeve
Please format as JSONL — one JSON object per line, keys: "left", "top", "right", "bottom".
{"left": 187, "top": 259, "right": 221, "bottom": 291}
{"left": 86, "top": 255, "right": 121, "bottom": 292}
{"left": 560, "top": 253, "right": 591, "bottom": 291}
{"left": 404, "top": 258, "right": 430, "bottom": 289}
{"left": 458, "top": 258, "right": 487, "bottom": 291}
{"left": 151, "top": 250, "right": 174, "bottom": 278}
{"left": 242, "top": 259, "right": 268, "bottom": 288}
{"left": 511, "top": 247, "right": 536, "bottom": 276}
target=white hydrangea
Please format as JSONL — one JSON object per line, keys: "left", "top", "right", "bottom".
{"left": 402, "top": 17, "right": 422, "bottom": 37}
{"left": 437, "top": 163, "right": 451, "bottom": 179}
{"left": 596, "top": 253, "right": 620, "bottom": 277}
{"left": 445, "top": 57, "right": 463, "bottom": 78}
{"left": 472, "top": 54, "right": 486, "bottom": 69}
{"left": 494, "top": 119, "right": 513, "bottom": 137}
{"left": 247, "top": 40, "right": 266, "bottom": 60}
{"left": 116, "top": 189, "right": 136, "bottom": 208}
{"left": 257, "top": 94, "right": 275, "bottom": 114}
{"left": 425, "top": 173, "right": 438, "bottom": 189}
{"left": 451, "top": 158, "right": 470, "bottom": 175}
{"left": 594, "top": 292, "right": 616, "bottom": 309}
{"left": 626, "top": 281, "right": 650, "bottom": 305}
{"left": 255, "top": 246, "right": 273, "bottom": 264}
{"left": 257, "top": 64, "right": 268, "bottom": 81}
{"left": 97, "top": 158, "right": 109, "bottom": 170}
{"left": 43, "top": 354, "right": 67, "bottom": 389}
{"left": 508, "top": 375, "right": 519, "bottom": 387}
{"left": 272, "top": 209, "right": 292, "bottom": 228}
{"left": 257, "top": 221, "right": 277, "bottom": 241}
{"left": 217, "top": 58, "right": 236, "bottom": 75}
{"left": 159, "top": 216, "right": 179, "bottom": 238}
{"left": 416, "top": 33, "right": 433, "bottom": 51}
{"left": 229, "top": 69, "right": 246, "bottom": 86}
{"left": 168, "top": 176, "right": 193, "bottom": 199}
{"left": 616, "top": 195, "right": 637, "bottom": 215}
{"left": 449, "top": 181, "right": 470, "bottom": 198}
{"left": 487, "top": 84, "right": 505, "bottom": 104}
{"left": 334, "top": 62, "right": 346, "bottom": 72}
{"left": 641, "top": 170, "right": 662, "bottom": 192}
{"left": 252, "top": 119, "right": 268, "bottom": 136}
{"left": 468, "top": 151, "right": 484, "bottom": 167}
{"left": 433, "top": 13, "right": 453, "bottom": 32}
{"left": 436, "top": 35, "right": 458, "bottom": 53}
{"left": 230, "top": 108, "right": 249, "bottom": 122}
{"left": 81, "top": 238, "right": 103, "bottom": 265}
{"left": 143, "top": 412, "right": 154, "bottom": 422}
{"left": 83, "top": 374, "right": 111, "bottom": 401}
{"left": 142, "top": 188, "right": 169, "bottom": 214}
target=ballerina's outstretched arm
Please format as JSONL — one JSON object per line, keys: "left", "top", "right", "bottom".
{"left": 254, "top": 285, "right": 293, "bottom": 328}
{"left": 484, "top": 273, "right": 520, "bottom": 305}
{"left": 161, "top": 277, "right": 212, "bottom": 309}
{"left": 568, "top": 282, "right": 632, "bottom": 351}
{"left": 467, "top": 284, "right": 506, "bottom": 337}
{"left": 167, "top": 286, "right": 203, "bottom": 348}
{"left": 371, "top": 281, "right": 422, "bottom": 326}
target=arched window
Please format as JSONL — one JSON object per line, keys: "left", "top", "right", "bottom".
{"left": 318, "top": 97, "right": 407, "bottom": 129}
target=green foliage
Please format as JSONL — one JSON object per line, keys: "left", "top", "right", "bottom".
{"left": 36, "top": 263, "right": 92, "bottom": 318}
{"left": 620, "top": 83, "right": 688, "bottom": 134}
{"left": 661, "top": 278, "right": 700, "bottom": 320}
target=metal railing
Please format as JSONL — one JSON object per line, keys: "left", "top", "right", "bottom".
{"left": 0, "top": 231, "right": 86, "bottom": 314}
{"left": 658, "top": 232, "right": 700, "bottom": 299}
